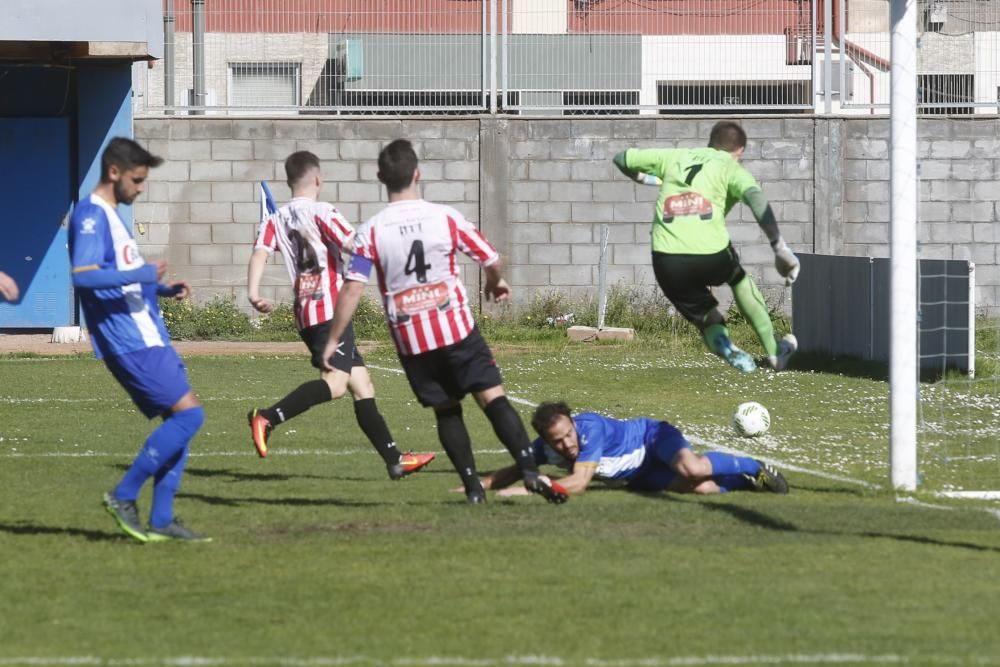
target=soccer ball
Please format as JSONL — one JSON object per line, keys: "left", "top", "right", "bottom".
{"left": 732, "top": 401, "right": 770, "bottom": 437}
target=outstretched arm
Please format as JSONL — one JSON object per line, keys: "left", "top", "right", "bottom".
{"left": 550, "top": 463, "right": 597, "bottom": 495}
{"left": 157, "top": 280, "right": 191, "bottom": 300}
{"left": 743, "top": 187, "right": 800, "bottom": 286}
{"left": 0, "top": 272, "right": 19, "bottom": 301}
{"left": 483, "top": 261, "right": 511, "bottom": 303}
{"left": 72, "top": 261, "right": 162, "bottom": 290}
{"left": 319, "top": 279, "right": 365, "bottom": 372}
{"left": 612, "top": 150, "right": 661, "bottom": 185}
{"left": 481, "top": 464, "right": 524, "bottom": 490}
{"left": 488, "top": 463, "right": 596, "bottom": 496}
{"left": 246, "top": 248, "right": 273, "bottom": 313}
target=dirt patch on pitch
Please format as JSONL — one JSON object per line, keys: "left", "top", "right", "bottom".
{"left": 0, "top": 334, "right": 306, "bottom": 357}
{"left": 0, "top": 334, "right": 382, "bottom": 357}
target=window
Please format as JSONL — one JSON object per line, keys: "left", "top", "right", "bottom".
{"left": 228, "top": 63, "right": 301, "bottom": 109}
{"left": 919, "top": 74, "right": 974, "bottom": 115}
{"left": 657, "top": 81, "right": 811, "bottom": 114}
{"left": 562, "top": 91, "right": 639, "bottom": 115}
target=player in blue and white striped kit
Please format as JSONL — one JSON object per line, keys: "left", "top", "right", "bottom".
{"left": 480, "top": 401, "right": 788, "bottom": 497}
{"left": 69, "top": 137, "right": 209, "bottom": 543}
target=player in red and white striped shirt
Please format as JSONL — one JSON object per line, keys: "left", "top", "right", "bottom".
{"left": 321, "top": 139, "right": 567, "bottom": 505}
{"left": 246, "top": 151, "right": 434, "bottom": 480}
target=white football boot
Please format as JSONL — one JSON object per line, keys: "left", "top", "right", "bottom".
{"left": 769, "top": 333, "right": 798, "bottom": 371}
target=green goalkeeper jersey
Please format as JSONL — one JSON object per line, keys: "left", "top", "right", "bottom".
{"left": 624, "top": 147, "right": 760, "bottom": 255}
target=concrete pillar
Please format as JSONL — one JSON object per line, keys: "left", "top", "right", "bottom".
{"left": 813, "top": 117, "right": 844, "bottom": 255}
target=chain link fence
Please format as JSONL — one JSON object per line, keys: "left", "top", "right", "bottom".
{"left": 133, "top": 0, "right": 1000, "bottom": 116}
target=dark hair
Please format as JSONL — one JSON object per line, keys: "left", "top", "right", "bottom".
{"left": 377, "top": 139, "right": 418, "bottom": 193}
{"left": 100, "top": 137, "right": 163, "bottom": 182}
{"left": 708, "top": 121, "right": 747, "bottom": 152}
{"left": 284, "top": 150, "right": 321, "bottom": 188}
{"left": 531, "top": 401, "right": 573, "bottom": 436}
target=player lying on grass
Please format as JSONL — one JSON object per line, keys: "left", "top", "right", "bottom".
{"left": 246, "top": 150, "right": 434, "bottom": 480}
{"left": 612, "top": 120, "right": 799, "bottom": 374}
{"left": 71, "top": 138, "right": 210, "bottom": 543}
{"left": 319, "top": 139, "right": 567, "bottom": 505}
{"left": 477, "top": 401, "right": 788, "bottom": 497}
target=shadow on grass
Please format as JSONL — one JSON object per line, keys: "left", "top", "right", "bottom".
{"left": 698, "top": 500, "right": 1000, "bottom": 554}
{"left": 787, "top": 484, "right": 874, "bottom": 497}
{"left": 109, "top": 463, "right": 329, "bottom": 483}
{"left": 178, "top": 491, "right": 384, "bottom": 508}
{"left": 0, "top": 521, "right": 123, "bottom": 542}
{"left": 183, "top": 466, "right": 329, "bottom": 483}
{"left": 788, "top": 351, "right": 973, "bottom": 384}
{"left": 787, "top": 351, "right": 889, "bottom": 382}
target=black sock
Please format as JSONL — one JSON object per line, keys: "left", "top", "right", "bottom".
{"left": 435, "top": 405, "right": 482, "bottom": 494}
{"left": 354, "top": 398, "right": 400, "bottom": 466}
{"left": 483, "top": 396, "right": 539, "bottom": 476}
{"left": 265, "top": 379, "right": 332, "bottom": 424}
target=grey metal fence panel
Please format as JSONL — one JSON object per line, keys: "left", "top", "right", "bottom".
{"left": 914, "top": 258, "right": 973, "bottom": 372}
{"left": 794, "top": 253, "right": 972, "bottom": 372}
{"left": 132, "top": 1, "right": 1000, "bottom": 116}
{"left": 793, "top": 253, "right": 874, "bottom": 359}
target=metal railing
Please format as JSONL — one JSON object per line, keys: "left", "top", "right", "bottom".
{"left": 132, "top": 1, "right": 1000, "bottom": 116}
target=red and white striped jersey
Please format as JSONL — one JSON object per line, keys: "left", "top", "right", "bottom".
{"left": 345, "top": 199, "right": 498, "bottom": 356}
{"left": 255, "top": 197, "right": 354, "bottom": 330}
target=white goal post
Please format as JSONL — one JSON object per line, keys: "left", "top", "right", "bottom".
{"left": 889, "top": 0, "right": 918, "bottom": 491}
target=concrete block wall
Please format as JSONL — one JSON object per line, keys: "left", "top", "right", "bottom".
{"left": 134, "top": 118, "right": 480, "bottom": 308}
{"left": 842, "top": 116, "right": 1000, "bottom": 309}
{"left": 499, "top": 117, "right": 815, "bottom": 303}
{"left": 133, "top": 115, "right": 1000, "bottom": 314}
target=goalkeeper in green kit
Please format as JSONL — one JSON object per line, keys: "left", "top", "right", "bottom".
{"left": 612, "top": 120, "right": 799, "bottom": 373}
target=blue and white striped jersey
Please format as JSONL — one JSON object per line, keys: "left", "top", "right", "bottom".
{"left": 69, "top": 193, "right": 170, "bottom": 359}
{"left": 533, "top": 412, "right": 657, "bottom": 482}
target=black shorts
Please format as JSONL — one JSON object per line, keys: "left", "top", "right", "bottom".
{"left": 651, "top": 246, "right": 747, "bottom": 325}
{"left": 398, "top": 328, "right": 503, "bottom": 407}
{"left": 299, "top": 320, "right": 365, "bottom": 373}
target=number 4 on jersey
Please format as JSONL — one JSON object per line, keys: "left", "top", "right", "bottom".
{"left": 405, "top": 240, "right": 432, "bottom": 284}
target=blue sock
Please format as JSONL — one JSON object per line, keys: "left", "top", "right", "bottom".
{"left": 150, "top": 446, "right": 190, "bottom": 529}
{"left": 114, "top": 406, "right": 203, "bottom": 505}
{"left": 147, "top": 407, "right": 204, "bottom": 528}
{"left": 704, "top": 451, "right": 760, "bottom": 477}
{"left": 714, "top": 473, "right": 756, "bottom": 492}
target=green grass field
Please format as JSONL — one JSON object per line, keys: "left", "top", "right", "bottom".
{"left": 2, "top": 342, "right": 999, "bottom": 666}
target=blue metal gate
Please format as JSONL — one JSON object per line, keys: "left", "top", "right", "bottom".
{"left": 0, "top": 118, "right": 73, "bottom": 328}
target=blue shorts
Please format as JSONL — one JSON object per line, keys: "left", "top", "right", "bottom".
{"left": 104, "top": 346, "right": 192, "bottom": 419}
{"left": 625, "top": 421, "right": 690, "bottom": 492}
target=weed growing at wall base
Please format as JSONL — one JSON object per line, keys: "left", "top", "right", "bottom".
{"left": 157, "top": 285, "right": 792, "bottom": 350}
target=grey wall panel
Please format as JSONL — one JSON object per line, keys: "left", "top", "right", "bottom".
{"left": 1, "top": 0, "right": 162, "bottom": 58}
{"left": 793, "top": 254, "right": 873, "bottom": 359}
{"left": 332, "top": 33, "right": 641, "bottom": 91}
{"left": 335, "top": 34, "right": 484, "bottom": 91}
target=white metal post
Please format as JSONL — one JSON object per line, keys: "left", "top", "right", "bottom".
{"left": 164, "top": 0, "right": 175, "bottom": 114}
{"left": 191, "top": 0, "right": 206, "bottom": 115}
{"left": 823, "top": 0, "right": 832, "bottom": 114}
{"left": 968, "top": 263, "right": 976, "bottom": 379}
{"left": 489, "top": 0, "right": 497, "bottom": 114}
{"left": 890, "top": 0, "right": 919, "bottom": 491}
{"left": 482, "top": 0, "right": 488, "bottom": 111}
{"left": 597, "top": 224, "right": 611, "bottom": 331}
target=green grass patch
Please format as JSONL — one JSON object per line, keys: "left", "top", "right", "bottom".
{"left": 1, "top": 344, "right": 999, "bottom": 664}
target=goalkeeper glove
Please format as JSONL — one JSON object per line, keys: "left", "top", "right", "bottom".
{"left": 772, "top": 238, "right": 800, "bottom": 286}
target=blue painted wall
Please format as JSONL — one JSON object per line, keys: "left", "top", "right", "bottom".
{"left": 77, "top": 65, "right": 134, "bottom": 225}
{"left": 0, "top": 119, "right": 73, "bottom": 327}
{"left": 0, "top": 62, "right": 134, "bottom": 328}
